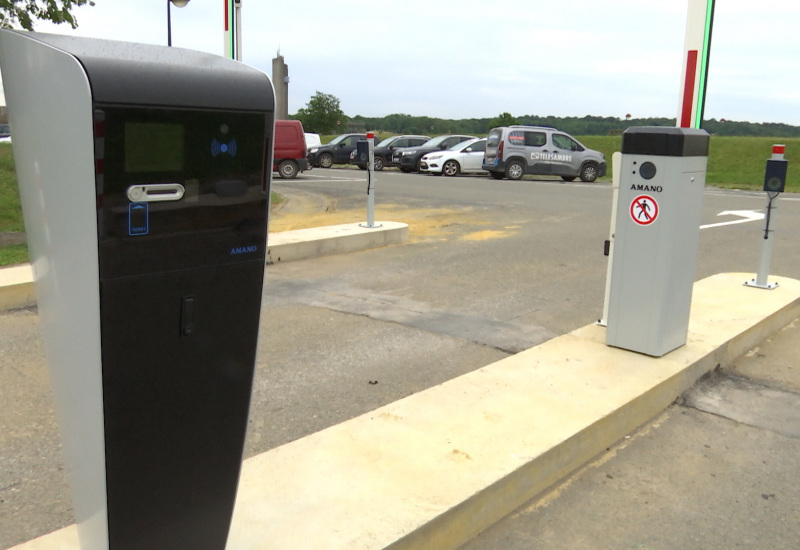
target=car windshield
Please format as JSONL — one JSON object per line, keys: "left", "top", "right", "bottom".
{"left": 377, "top": 137, "right": 398, "bottom": 147}
{"left": 452, "top": 139, "right": 479, "bottom": 151}
{"left": 327, "top": 135, "right": 349, "bottom": 145}
{"left": 421, "top": 135, "right": 450, "bottom": 148}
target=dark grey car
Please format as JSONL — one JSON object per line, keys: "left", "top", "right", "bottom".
{"left": 483, "top": 126, "right": 606, "bottom": 182}
{"left": 350, "top": 134, "right": 431, "bottom": 170}
{"left": 308, "top": 133, "right": 379, "bottom": 168}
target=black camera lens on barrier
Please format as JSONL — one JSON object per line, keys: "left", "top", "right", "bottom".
{"left": 639, "top": 161, "right": 657, "bottom": 180}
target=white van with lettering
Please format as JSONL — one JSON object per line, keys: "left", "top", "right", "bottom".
{"left": 483, "top": 126, "right": 606, "bottom": 182}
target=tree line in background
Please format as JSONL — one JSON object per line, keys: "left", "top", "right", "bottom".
{"left": 293, "top": 92, "right": 800, "bottom": 138}
{"left": 0, "top": 0, "right": 93, "bottom": 30}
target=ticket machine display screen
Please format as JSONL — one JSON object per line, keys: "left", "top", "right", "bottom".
{"left": 124, "top": 122, "right": 185, "bottom": 173}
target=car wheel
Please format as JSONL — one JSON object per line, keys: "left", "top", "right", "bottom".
{"left": 319, "top": 153, "right": 334, "bottom": 168}
{"left": 443, "top": 160, "right": 460, "bottom": 177}
{"left": 277, "top": 160, "right": 298, "bottom": 179}
{"left": 561, "top": 176, "right": 576, "bottom": 182}
{"left": 506, "top": 160, "right": 524, "bottom": 180}
{"left": 580, "top": 163, "right": 598, "bottom": 182}
{"left": 374, "top": 156, "right": 385, "bottom": 171}
{"left": 400, "top": 166, "right": 413, "bottom": 173}
{"left": 489, "top": 171, "right": 504, "bottom": 180}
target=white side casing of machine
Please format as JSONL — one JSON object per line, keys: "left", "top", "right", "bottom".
{"left": 0, "top": 31, "right": 108, "bottom": 547}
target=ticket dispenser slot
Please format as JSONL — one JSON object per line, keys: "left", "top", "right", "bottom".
{"left": 0, "top": 30, "right": 274, "bottom": 550}
{"left": 126, "top": 183, "right": 185, "bottom": 202}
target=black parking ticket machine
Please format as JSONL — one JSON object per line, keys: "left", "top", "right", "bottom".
{"left": 0, "top": 30, "right": 274, "bottom": 549}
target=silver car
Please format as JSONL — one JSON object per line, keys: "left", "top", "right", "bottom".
{"left": 483, "top": 126, "right": 606, "bottom": 182}
{"left": 420, "top": 138, "right": 487, "bottom": 176}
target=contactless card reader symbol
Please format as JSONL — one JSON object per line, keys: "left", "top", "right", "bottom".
{"left": 211, "top": 138, "right": 237, "bottom": 158}
{"left": 128, "top": 203, "right": 149, "bottom": 236}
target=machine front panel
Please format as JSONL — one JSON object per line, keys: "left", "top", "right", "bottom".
{"left": 95, "top": 105, "right": 270, "bottom": 280}
{"left": 100, "top": 261, "right": 264, "bottom": 549}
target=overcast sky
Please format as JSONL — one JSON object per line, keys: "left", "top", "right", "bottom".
{"left": 2, "top": 0, "right": 799, "bottom": 125}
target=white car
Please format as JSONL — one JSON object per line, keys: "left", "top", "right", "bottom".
{"left": 419, "top": 137, "right": 487, "bottom": 176}
{"left": 304, "top": 132, "right": 321, "bottom": 148}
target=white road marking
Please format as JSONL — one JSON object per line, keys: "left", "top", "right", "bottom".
{"left": 700, "top": 210, "right": 764, "bottom": 230}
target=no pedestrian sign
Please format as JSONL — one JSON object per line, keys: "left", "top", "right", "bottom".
{"left": 630, "top": 195, "right": 658, "bottom": 226}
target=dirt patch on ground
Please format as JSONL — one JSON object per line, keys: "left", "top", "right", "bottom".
{"left": 460, "top": 227, "right": 520, "bottom": 241}
{"left": 270, "top": 196, "right": 503, "bottom": 243}
{"left": 0, "top": 232, "right": 25, "bottom": 246}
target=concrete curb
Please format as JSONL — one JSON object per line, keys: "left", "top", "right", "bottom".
{"left": 11, "top": 272, "right": 800, "bottom": 550}
{"left": 0, "top": 222, "right": 409, "bottom": 312}
{"left": 0, "top": 264, "right": 34, "bottom": 311}
{"left": 267, "top": 221, "right": 408, "bottom": 264}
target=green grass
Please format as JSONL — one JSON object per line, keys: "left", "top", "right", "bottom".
{"left": 1, "top": 138, "right": 798, "bottom": 266}
{"left": 578, "top": 135, "right": 799, "bottom": 190}
{"left": 0, "top": 144, "right": 23, "bottom": 233}
{"left": 706, "top": 137, "right": 799, "bottom": 190}
{"left": 0, "top": 243, "right": 27, "bottom": 265}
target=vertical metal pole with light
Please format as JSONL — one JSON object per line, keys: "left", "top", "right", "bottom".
{"left": 167, "top": 0, "right": 191, "bottom": 47}
{"left": 745, "top": 145, "right": 789, "bottom": 290}
{"left": 359, "top": 133, "right": 381, "bottom": 229}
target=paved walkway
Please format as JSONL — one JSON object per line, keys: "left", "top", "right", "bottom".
{"left": 460, "top": 318, "right": 800, "bottom": 549}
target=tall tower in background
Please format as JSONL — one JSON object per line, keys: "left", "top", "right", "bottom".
{"left": 272, "top": 53, "right": 289, "bottom": 120}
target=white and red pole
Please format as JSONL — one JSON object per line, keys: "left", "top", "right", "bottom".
{"left": 223, "top": 0, "right": 241, "bottom": 61}
{"left": 677, "top": 0, "right": 715, "bottom": 128}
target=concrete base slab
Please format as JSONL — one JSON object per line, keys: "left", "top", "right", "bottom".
{"left": 267, "top": 221, "right": 408, "bottom": 264}
{"left": 0, "top": 264, "right": 34, "bottom": 310}
{"left": 11, "top": 273, "right": 800, "bottom": 550}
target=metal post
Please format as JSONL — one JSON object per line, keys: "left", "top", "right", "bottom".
{"left": 745, "top": 144, "right": 787, "bottom": 290}
{"left": 167, "top": 0, "right": 172, "bottom": 47}
{"left": 361, "top": 133, "right": 381, "bottom": 229}
{"left": 744, "top": 195, "right": 779, "bottom": 289}
{"left": 168, "top": 0, "right": 191, "bottom": 47}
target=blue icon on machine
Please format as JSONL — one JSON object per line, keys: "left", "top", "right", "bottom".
{"left": 128, "top": 202, "right": 149, "bottom": 236}
{"left": 211, "top": 138, "right": 237, "bottom": 158}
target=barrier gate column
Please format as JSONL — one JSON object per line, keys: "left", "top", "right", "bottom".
{"left": 605, "top": 126, "right": 710, "bottom": 357}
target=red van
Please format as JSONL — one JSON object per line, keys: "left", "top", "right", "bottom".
{"left": 273, "top": 119, "right": 310, "bottom": 179}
